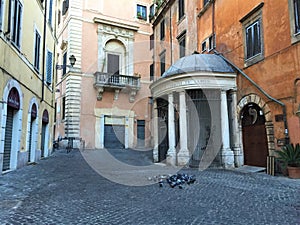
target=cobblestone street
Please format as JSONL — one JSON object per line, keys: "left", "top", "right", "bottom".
{"left": 0, "top": 149, "right": 299, "bottom": 225}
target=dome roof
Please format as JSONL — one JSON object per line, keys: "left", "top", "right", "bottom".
{"left": 162, "top": 54, "right": 235, "bottom": 77}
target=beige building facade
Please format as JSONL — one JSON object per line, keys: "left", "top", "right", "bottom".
{"left": 54, "top": 0, "right": 153, "bottom": 149}
{"left": 0, "top": 0, "right": 56, "bottom": 173}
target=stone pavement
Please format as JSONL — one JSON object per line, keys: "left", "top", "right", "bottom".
{"left": 0, "top": 148, "right": 299, "bottom": 225}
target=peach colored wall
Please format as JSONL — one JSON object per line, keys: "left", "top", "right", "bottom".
{"left": 77, "top": 0, "right": 153, "bottom": 148}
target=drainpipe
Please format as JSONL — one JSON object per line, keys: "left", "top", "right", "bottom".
{"left": 169, "top": 4, "right": 173, "bottom": 64}
{"left": 214, "top": 50, "right": 290, "bottom": 145}
{"left": 41, "top": 0, "right": 48, "bottom": 102}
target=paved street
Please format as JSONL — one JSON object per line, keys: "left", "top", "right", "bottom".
{"left": 0, "top": 148, "right": 299, "bottom": 225}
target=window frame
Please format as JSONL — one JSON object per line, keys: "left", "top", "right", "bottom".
{"left": 241, "top": 6, "right": 264, "bottom": 67}
{"left": 34, "top": 28, "right": 41, "bottom": 72}
{"left": 150, "top": 63, "right": 154, "bottom": 81}
{"left": 10, "top": 0, "right": 23, "bottom": 49}
{"left": 177, "top": 31, "right": 186, "bottom": 58}
{"left": 137, "top": 4, "right": 147, "bottom": 21}
{"left": 159, "top": 51, "right": 166, "bottom": 76}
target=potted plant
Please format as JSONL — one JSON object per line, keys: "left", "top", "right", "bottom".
{"left": 276, "top": 143, "right": 300, "bottom": 179}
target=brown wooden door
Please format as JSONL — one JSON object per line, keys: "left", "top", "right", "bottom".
{"left": 242, "top": 104, "right": 268, "bottom": 167}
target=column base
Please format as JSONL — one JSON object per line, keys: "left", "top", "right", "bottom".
{"left": 166, "top": 148, "right": 176, "bottom": 166}
{"left": 177, "top": 148, "right": 190, "bottom": 166}
{"left": 153, "top": 146, "right": 159, "bottom": 163}
{"left": 221, "top": 148, "right": 235, "bottom": 169}
{"left": 233, "top": 147, "right": 244, "bottom": 167}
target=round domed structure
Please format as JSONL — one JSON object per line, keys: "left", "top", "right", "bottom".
{"left": 162, "top": 54, "right": 234, "bottom": 78}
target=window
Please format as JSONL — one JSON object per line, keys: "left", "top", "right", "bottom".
{"left": 177, "top": 32, "right": 186, "bottom": 58}
{"left": 48, "top": 0, "right": 53, "bottom": 27}
{"left": 46, "top": 50, "right": 53, "bottom": 84}
{"left": 62, "top": 96, "right": 66, "bottom": 120}
{"left": 107, "top": 53, "right": 120, "bottom": 75}
{"left": 11, "top": 0, "right": 23, "bottom": 48}
{"left": 150, "top": 63, "right": 154, "bottom": 81}
{"left": 34, "top": 29, "right": 41, "bottom": 71}
{"left": 201, "top": 41, "right": 206, "bottom": 53}
{"left": 150, "top": 34, "right": 154, "bottom": 50}
{"left": 240, "top": 4, "right": 264, "bottom": 66}
{"left": 178, "top": 0, "right": 184, "bottom": 20}
{"left": 160, "top": 19, "right": 165, "bottom": 40}
{"left": 245, "top": 20, "right": 262, "bottom": 59}
{"left": 137, "top": 4, "right": 147, "bottom": 20}
{"left": 62, "top": 52, "right": 67, "bottom": 75}
{"left": 294, "top": 0, "right": 300, "bottom": 33}
{"left": 62, "top": 0, "right": 69, "bottom": 16}
{"left": 58, "top": 10, "right": 61, "bottom": 25}
{"left": 0, "top": 0, "right": 4, "bottom": 31}
{"left": 160, "top": 51, "right": 166, "bottom": 76}
{"left": 150, "top": 4, "right": 155, "bottom": 19}
{"left": 208, "top": 35, "right": 214, "bottom": 51}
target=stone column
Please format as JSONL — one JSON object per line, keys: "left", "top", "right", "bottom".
{"left": 125, "top": 116, "right": 129, "bottom": 149}
{"left": 167, "top": 93, "right": 176, "bottom": 166}
{"left": 99, "top": 114, "right": 105, "bottom": 149}
{"left": 229, "top": 89, "right": 243, "bottom": 167}
{"left": 220, "top": 90, "right": 234, "bottom": 168}
{"left": 177, "top": 91, "right": 190, "bottom": 166}
{"left": 153, "top": 99, "right": 159, "bottom": 162}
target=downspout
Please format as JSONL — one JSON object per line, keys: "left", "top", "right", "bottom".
{"left": 214, "top": 50, "right": 290, "bottom": 144}
{"left": 41, "top": 0, "right": 48, "bottom": 102}
{"left": 212, "top": 0, "right": 215, "bottom": 49}
{"left": 169, "top": 4, "right": 173, "bottom": 64}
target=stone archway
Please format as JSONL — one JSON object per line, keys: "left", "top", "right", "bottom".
{"left": 237, "top": 94, "right": 276, "bottom": 166}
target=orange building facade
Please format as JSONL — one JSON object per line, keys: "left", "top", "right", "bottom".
{"left": 150, "top": 0, "right": 300, "bottom": 168}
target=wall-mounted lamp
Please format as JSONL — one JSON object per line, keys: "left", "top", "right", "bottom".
{"left": 56, "top": 54, "right": 76, "bottom": 70}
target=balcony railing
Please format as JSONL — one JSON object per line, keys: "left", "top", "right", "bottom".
{"left": 94, "top": 72, "right": 141, "bottom": 102}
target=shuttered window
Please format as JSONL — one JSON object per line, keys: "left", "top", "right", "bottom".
{"left": 11, "top": 0, "right": 23, "bottom": 48}
{"left": 245, "top": 20, "right": 262, "bottom": 59}
{"left": 46, "top": 50, "right": 53, "bottom": 85}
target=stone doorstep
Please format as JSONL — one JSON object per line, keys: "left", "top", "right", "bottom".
{"left": 233, "top": 165, "right": 266, "bottom": 173}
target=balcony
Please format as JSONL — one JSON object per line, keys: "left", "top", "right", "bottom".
{"left": 94, "top": 72, "right": 141, "bottom": 102}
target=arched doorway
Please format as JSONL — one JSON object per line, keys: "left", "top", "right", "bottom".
{"left": 41, "top": 110, "right": 49, "bottom": 157}
{"left": 157, "top": 98, "right": 168, "bottom": 162}
{"left": 242, "top": 103, "right": 268, "bottom": 167}
{"left": 28, "top": 103, "right": 37, "bottom": 162}
{"left": 3, "top": 87, "right": 20, "bottom": 171}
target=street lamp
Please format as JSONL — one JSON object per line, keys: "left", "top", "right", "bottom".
{"left": 56, "top": 54, "right": 76, "bottom": 70}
